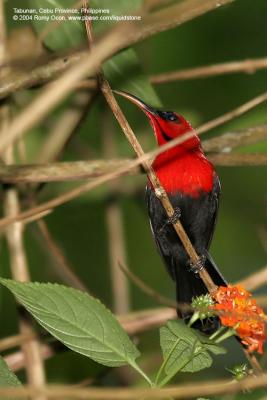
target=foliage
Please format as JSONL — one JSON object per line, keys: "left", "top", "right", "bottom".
{"left": 0, "top": 279, "right": 228, "bottom": 388}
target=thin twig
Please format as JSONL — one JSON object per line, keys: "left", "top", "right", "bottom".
{"left": 1, "top": 372, "right": 267, "bottom": 399}
{"left": 258, "top": 226, "right": 267, "bottom": 255}
{"left": 0, "top": 159, "right": 139, "bottom": 183}
{"left": 5, "top": 53, "right": 267, "bottom": 101}
{"left": 0, "top": 332, "right": 36, "bottom": 352}
{"left": 103, "top": 120, "right": 131, "bottom": 315}
{"left": 1, "top": 151, "right": 267, "bottom": 184}
{"left": 118, "top": 262, "right": 176, "bottom": 308}
{"left": 34, "top": 91, "right": 95, "bottom": 164}
{"left": 3, "top": 170, "right": 47, "bottom": 400}
{"left": 150, "top": 57, "right": 267, "bottom": 83}
{"left": 238, "top": 264, "right": 267, "bottom": 292}
{"left": 35, "top": 218, "right": 89, "bottom": 293}
{"left": 203, "top": 124, "right": 267, "bottom": 153}
{"left": 208, "top": 153, "right": 267, "bottom": 166}
{"left": 0, "top": 50, "right": 94, "bottom": 100}
{"left": 5, "top": 343, "right": 55, "bottom": 373}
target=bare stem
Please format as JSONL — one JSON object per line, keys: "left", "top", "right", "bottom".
{"left": 150, "top": 56, "right": 267, "bottom": 83}
{"left": 1, "top": 373, "right": 267, "bottom": 399}
{"left": 36, "top": 218, "right": 89, "bottom": 293}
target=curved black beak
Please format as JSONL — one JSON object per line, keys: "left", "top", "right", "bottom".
{"left": 113, "top": 90, "right": 158, "bottom": 116}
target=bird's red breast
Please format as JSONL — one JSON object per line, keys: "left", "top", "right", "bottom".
{"left": 146, "top": 111, "right": 215, "bottom": 197}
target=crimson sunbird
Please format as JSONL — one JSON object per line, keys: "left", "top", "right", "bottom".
{"left": 115, "top": 91, "right": 227, "bottom": 331}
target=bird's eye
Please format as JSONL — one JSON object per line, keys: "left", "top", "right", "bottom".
{"left": 167, "top": 114, "right": 177, "bottom": 121}
{"left": 157, "top": 111, "right": 179, "bottom": 122}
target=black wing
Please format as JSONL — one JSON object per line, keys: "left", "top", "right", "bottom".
{"left": 145, "top": 175, "right": 226, "bottom": 300}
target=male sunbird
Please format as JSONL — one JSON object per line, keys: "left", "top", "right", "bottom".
{"left": 115, "top": 91, "right": 227, "bottom": 331}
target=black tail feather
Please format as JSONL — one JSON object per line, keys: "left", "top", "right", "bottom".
{"left": 175, "top": 253, "right": 227, "bottom": 333}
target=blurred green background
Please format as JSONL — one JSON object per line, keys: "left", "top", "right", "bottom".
{"left": 1, "top": 0, "right": 267, "bottom": 397}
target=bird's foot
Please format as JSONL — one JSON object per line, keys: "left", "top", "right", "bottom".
{"left": 159, "top": 207, "right": 181, "bottom": 232}
{"left": 189, "top": 255, "right": 206, "bottom": 274}
{"left": 167, "top": 207, "right": 181, "bottom": 225}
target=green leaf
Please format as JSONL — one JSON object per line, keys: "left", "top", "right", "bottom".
{"left": 194, "top": 331, "right": 226, "bottom": 356}
{"left": 158, "top": 320, "right": 225, "bottom": 385}
{"left": 160, "top": 321, "right": 212, "bottom": 375}
{"left": 0, "top": 356, "right": 22, "bottom": 400}
{"left": 0, "top": 279, "right": 140, "bottom": 368}
{"left": 103, "top": 48, "right": 162, "bottom": 108}
{"left": 28, "top": 0, "right": 84, "bottom": 50}
{"left": 28, "top": 0, "right": 142, "bottom": 51}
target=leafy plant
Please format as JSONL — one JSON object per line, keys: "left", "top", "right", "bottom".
{"left": 0, "top": 278, "right": 227, "bottom": 389}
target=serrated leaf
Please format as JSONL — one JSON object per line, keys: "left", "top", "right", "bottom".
{"left": 160, "top": 321, "right": 212, "bottom": 375}
{"left": 0, "top": 356, "right": 22, "bottom": 400}
{"left": 103, "top": 48, "right": 162, "bottom": 108}
{"left": 159, "top": 320, "right": 225, "bottom": 381}
{"left": 0, "top": 279, "right": 140, "bottom": 368}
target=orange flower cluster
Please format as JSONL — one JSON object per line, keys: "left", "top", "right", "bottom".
{"left": 212, "top": 285, "right": 266, "bottom": 354}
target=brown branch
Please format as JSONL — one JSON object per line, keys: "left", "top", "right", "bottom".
{"left": 238, "top": 264, "right": 267, "bottom": 292}
{"left": 0, "top": 50, "right": 94, "bottom": 100}
{"left": 103, "top": 118, "right": 131, "bottom": 315}
{"left": 1, "top": 152, "right": 267, "bottom": 184}
{"left": 150, "top": 57, "right": 267, "bottom": 83}
{"left": 0, "top": 332, "right": 36, "bottom": 352}
{"left": 5, "top": 343, "right": 55, "bottom": 373}
{"left": 34, "top": 91, "right": 95, "bottom": 164}
{"left": 208, "top": 153, "right": 267, "bottom": 166}
{"left": 1, "top": 373, "right": 267, "bottom": 399}
{"left": 258, "top": 226, "right": 267, "bottom": 255}
{"left": 4, "top": 53, "right": 267, "bottom": 102}
{"left": 203, "top": 124, "right": 267, "bottom": 153}
{"left": 119, "top": 262, "right": 177, "bottom": 308}
{"left": 118, "top": 307, "right": 176, "bottom": 336}
{"left": 3, "top": 179, "right": 47, "bottom": 400}
{"left": 0, "top": 160, "right": 135, "bottom": 183}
